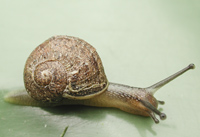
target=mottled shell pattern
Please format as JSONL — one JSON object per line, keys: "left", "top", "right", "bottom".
{"left": 24, "top": 36, "right": 108, "bottom": 103}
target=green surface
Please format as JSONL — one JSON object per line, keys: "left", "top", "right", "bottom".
{"left": 0, "top": 0, "right": 199, "bottom": 137}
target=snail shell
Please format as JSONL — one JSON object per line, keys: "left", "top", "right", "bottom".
{"left": 24, "top": 36, "right": 108, "bottom": 102}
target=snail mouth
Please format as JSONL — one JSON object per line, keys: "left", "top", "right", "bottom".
{"left": 62, "top": 81, "right": 109, "bottom": 100}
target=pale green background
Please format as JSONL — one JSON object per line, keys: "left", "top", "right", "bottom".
{"left": 0, "top": 0, "right": 199, "bottom": 137}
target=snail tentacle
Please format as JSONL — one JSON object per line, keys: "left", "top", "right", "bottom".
{"left": 146, "top": 64, "right": 195, "bottom": 95}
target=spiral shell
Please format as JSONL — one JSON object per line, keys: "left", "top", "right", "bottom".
{"left": 24, "top": 36, "right": 108, "bottom": 102}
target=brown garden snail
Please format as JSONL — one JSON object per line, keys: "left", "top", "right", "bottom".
{"left": 4, "top": 35, "right": 195, "bottom": 123}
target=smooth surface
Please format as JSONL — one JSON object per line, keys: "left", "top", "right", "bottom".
{"left": 0, "top": 0, "right": 199, "bottom": 137}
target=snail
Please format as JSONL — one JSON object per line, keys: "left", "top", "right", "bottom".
{"left": 4, "top": 35, "right": 195, "bottom": 123}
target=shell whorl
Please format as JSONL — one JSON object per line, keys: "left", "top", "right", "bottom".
{"left": 24, "top": 36, "right": 108, "bottom": 102}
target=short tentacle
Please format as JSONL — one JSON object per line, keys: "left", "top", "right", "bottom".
{"left": 157, "top": 100, "right": 165, "bottom": 105}
{"left": 149, "top": 112, "right": 159, "bottom": 123}
{"left": 140, "top": 99, "right": 167, "bottom": 123}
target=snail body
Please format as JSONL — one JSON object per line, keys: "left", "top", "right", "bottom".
{"left": 5, "top": 35, "right": 195, "bottom": 123}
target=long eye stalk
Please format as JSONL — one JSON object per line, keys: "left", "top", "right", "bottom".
{"left": 146, "top": 64, "right": 195, "bottom": 95}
